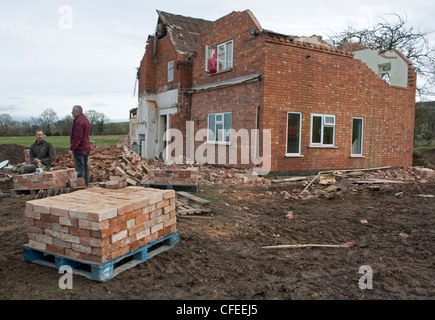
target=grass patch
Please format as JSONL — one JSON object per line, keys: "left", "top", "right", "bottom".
{"left": 197, "top": 184, "right": 223, "bottom": 201}
{"left": 0, "top": 135, "right": 123, "bottom": 148}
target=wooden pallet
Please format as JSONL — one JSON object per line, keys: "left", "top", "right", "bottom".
{"left": 175, "top": 191, "right": 211, "bottom": 216}
{"left": 144, "top": 183, "right": 198, "bottom": 193}
{"left": 10, "top": 187, "right": 76, "bottom": 199}
{"left": 23, "top": 232, "right": 180, "bottom": 282}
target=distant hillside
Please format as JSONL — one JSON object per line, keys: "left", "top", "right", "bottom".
{"left": 416, "top": 101, "right": 435, "bottom": 107}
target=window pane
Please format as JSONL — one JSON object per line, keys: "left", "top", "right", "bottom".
{"left": 323, "top": 126, "right": 334, "bottom": 145}
{"left": 208, "top": 114, "right": 215, "bottom": 141}
{"left": 205, "top": 46, "right": 213, "bottom": 71}
{"left": 217, "top": 44, "right": 225, "bottom": 72}
{"left": 324, "top": 115, "right": 335, "bottom": 125}
{"left": 312, "top": 116, "right": 322, "bottom": 143}
{"left": 216, "top": 114, "right": 223, "bottom": 122}
{"left": 216, "top": 123, "right": 224, "bottom": 142}
{"left": 224, "top": 113, "right": 232, "bottom": 142}
{"left": 168, "top": 61, "right": 174, "bottom": 82}
{"left": 352, "top": 118, "right": 363, "bottom": 154}
{"left": 287, "top": 113, "right": 300, "bottom": 153}
{"left": 226, "top": 42, "right": 233, "bottom": 68}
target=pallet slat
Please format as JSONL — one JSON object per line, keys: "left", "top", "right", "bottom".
{"left": 144, "top": 183, "right": 197, "bottom": 193}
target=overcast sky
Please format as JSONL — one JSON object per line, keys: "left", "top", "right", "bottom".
{"left": 1, "top": 0, "right": 434, "bottom": 123}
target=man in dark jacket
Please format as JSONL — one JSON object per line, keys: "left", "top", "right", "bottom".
{"left": 19, "top": 129, "right": 56, "bottom": 174}
{"left": 69, "top": 105, "right": 91, "bottom": 187}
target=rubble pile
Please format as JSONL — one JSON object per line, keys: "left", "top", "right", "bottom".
{"left": 53, "top": 145, "right": 273, "bottom": 188}
{"left": 3, "top": 142, "right": 434, "bottom": 197}
{"left": 199, "top": 167, "right": 272, "bottom": 187}
{"left": 53, "top": 145, "right": 153, "bottom": 188}
{"left": 275, "top": 166, "right": 435, "bottom": 200}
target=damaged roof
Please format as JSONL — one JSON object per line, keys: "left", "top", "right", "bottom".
{"left": 156, "top": 10, "right": 212, "bottom": 55}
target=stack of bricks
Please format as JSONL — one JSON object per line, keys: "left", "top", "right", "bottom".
{"left": 24, "top": 186, "right": 177, "bottom": 264}
{"left": 148, "top": 168, "right": 199, "bottom": 186}
{"left": 13, "top": 168, "right": 77, "bottom": 190}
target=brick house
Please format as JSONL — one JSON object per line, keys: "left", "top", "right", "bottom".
{"left": 133, "top": 10, "right": 416, "bottom": 174}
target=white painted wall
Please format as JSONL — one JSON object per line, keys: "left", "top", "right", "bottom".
{"left": 353, "top": 49, "right": 409, "bottom": 87}
{"left": 134, "top": 88, "right": 178, "bottom": 159}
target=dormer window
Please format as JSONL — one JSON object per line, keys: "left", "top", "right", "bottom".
{"left": 379, "top": 63, "right": 391, "bottom": 84}
{"left": 205, "top": 40, "right": 233, "bottom": 74}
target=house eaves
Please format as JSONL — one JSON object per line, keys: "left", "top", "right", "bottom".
{"left": 187, "top": 73, "right": 262, "bottom": 93}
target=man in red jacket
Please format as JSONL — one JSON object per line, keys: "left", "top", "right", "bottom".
{"left": 69, "top": 105, "right": 91, "bottom": 187}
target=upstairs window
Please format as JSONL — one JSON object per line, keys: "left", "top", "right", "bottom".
{"left": 168, "top": 60, "right": 174, "bottom": 83}
{"left": 310, "top": 114, "right": 335, "bottom": 146}
{"left": 379, "top": 63, "right": 391, "bottom": 84}
{"left": 205, "top": 40, "right": 233, "bottom": 74}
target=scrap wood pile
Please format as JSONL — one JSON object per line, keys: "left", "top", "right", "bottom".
{"left": 274, "top": 166, "right": 435, "bottom": 200}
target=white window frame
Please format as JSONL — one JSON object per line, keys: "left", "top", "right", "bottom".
{"left": 207, "top": 112, "right": 232, "bottom": 144}
{"left": 285, "top": 112, "right": 303, "bottom": 157}
{"left": 351, "top": 117, "right": 364, "bottom": 157}
{"left": 167, "top": 60, "right": 174, "bottom": 83}
{"left": 310, "top": 113, "right": 336, "bottom": 147}
{"left": 205, "top": 40, "right": 233, "bottom": 73}
{"left": 379, "top": 63, "right": 391, "bottom": 84}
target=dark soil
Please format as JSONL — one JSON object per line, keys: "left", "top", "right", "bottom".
{"left": 0, "top": 145, "right": 434, "bottom": 300}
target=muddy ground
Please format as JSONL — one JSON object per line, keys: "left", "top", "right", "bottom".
{"left": 0, "top": 146, "right": 434, "bottom": 300}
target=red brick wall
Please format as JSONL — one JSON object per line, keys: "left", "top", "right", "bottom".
{"left": 192, "top": 10, "right": 263, "bottom": 87}
{"left": 190, "top": 82, "right": 261, "bottom": 168}
{"left": 189, "top": 11, "right": 264, "bottom": 167}
{"left": 261, "top": 36, "right": 416, "bottom": 173}
{"left": 138, "top": 37, "right": 156, "bottom": 94}
{"left": 137, "top": 33, "right": 191, "bottom": 148}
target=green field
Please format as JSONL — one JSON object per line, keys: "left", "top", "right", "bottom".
{"left": 0, "top": 135, "right": 123, "bottom": 148}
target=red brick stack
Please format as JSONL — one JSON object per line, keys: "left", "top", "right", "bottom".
{"left": 24, "top": 186, "right": 177, "bottom": 264}
{"left": 149, "top": 168, "right": 199, "bottom": 186}
{"left": 13, "top": 169, "right": 77, "bottom": 190}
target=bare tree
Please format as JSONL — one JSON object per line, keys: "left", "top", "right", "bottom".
{"left": 0, "top": 113, "right": 13, "bottom": 136}
{"left": 31, "top": 108, "right": 58, "bottom": 135}
{"left": 55, "top": 115, "right": 74, "bottom": 136}
{"left": 332, "top": 14, "right": 435, "bottom": 98}
{"left": 85, "top": 109, "right": 108, "bottom": 135}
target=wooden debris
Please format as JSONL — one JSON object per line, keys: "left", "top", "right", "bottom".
{"left": 175, "top": 191, "right": 211, "bottom": 216}
{"left": 271, "top": 176, "right": 308, "bottom": 183}
{"left": 262, "top": 242, "right": 355, "bottom": 249}
{"left": 176, "top": 191, "right": 210, "bottom": 206}
{"left": 352, "top": 179, "right": 405, "bottom": 184}
{"left": 177, "top": 215, "right": 212, "bottom": 220}
{"left": 301, "top": 172, "right": 321, "bottom": 194}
